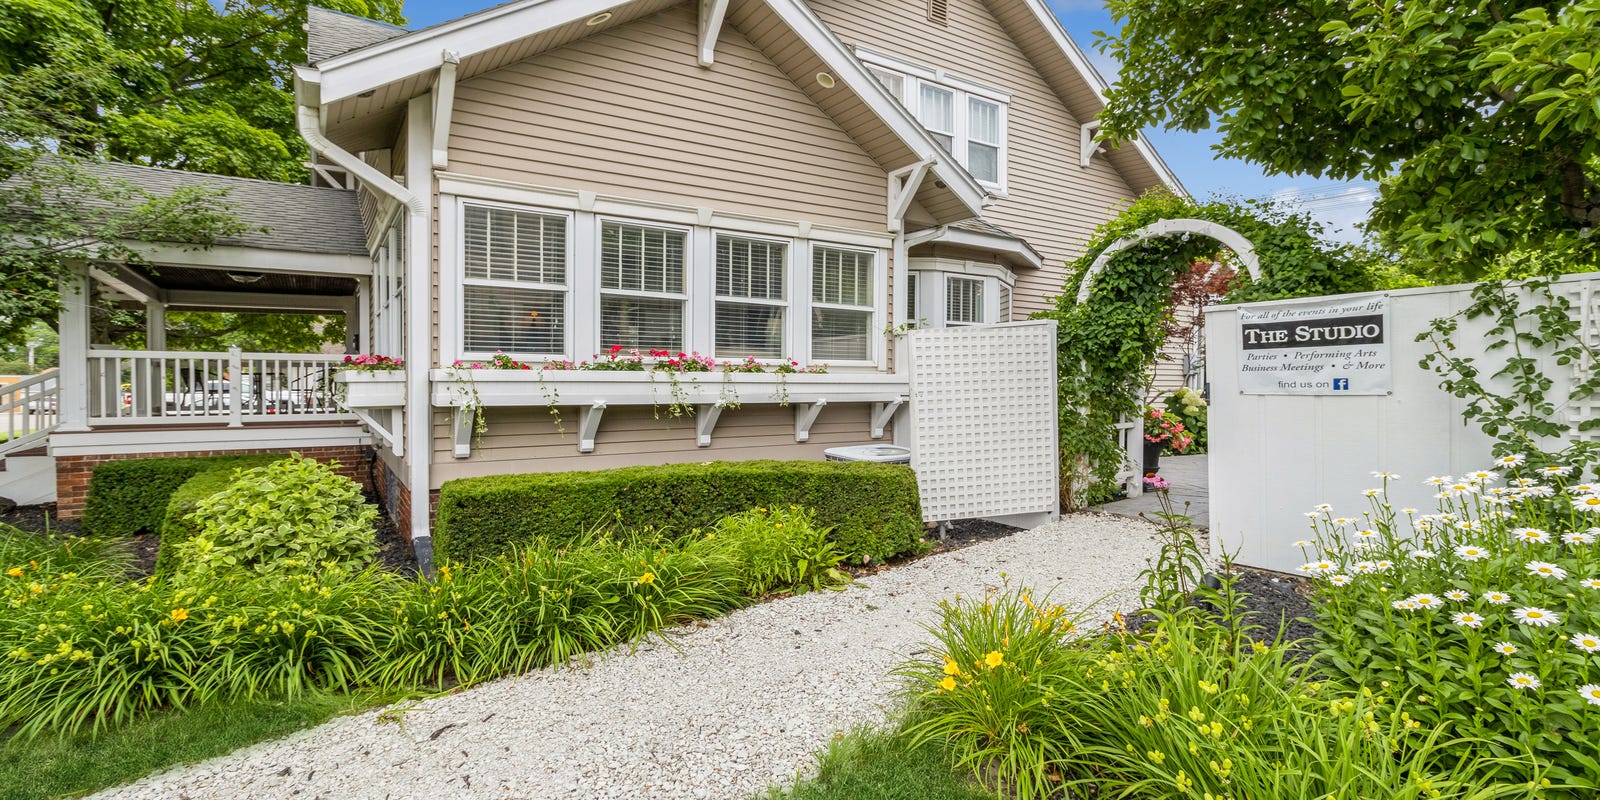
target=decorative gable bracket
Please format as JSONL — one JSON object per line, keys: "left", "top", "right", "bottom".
{"left": 1080, "top": 121, "right": 1105, "bottom": 168}
{"left": 887, "top": 159, "right": 934, "bottom": 233}
{"left": 699, "top": 0, "right": 730, "bottom": 66}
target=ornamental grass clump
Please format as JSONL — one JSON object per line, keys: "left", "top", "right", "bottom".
{"left": 1303, "top": 461, "right": 1600, "bottom": 792}
{"left": 899, "top": 582, "right": 1541, "bottom": 800}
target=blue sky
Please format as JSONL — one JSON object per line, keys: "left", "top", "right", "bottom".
{"left": 402, "top": 0, "right": 1377, "bottom": 243}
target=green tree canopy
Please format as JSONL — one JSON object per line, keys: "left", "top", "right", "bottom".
{"left": 1, "top": 0, "right": 405, "bottom": 182}
{"left": 1096, "top": 0, "right": 1600, "bottom": 279}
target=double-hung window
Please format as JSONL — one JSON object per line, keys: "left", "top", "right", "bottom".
{"left": 462, "top": 204, "right": 568, "bottom": 356}
{"left": 946, "top": 276, "right": 985, "bottom": 325}
{"left": 715, "top": 234, "right": 787, "bottom": 359}
{"left": 599, "top": 220, "right": 687, "bottom": 351}
{"left": 811, "top": 246, "right": 875, "bottom": 362}
{"left": 858, "top": 49, "right": 1008, "bottom": 192}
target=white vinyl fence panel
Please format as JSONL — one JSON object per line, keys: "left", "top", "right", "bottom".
{"left": 908, "top": 321, "right": 1059, "bottom": 526}
{"left": 1206, "top": 274, "right": 1599, "bottom": 574}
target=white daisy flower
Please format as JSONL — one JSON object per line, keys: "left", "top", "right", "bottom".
{"left": 1444, "top": 590, "right": 1471, "bottom": 601}
{"left": 1400, "top": 507, "right": 1418, "bottom": 515}
{"left": 1452, "top": 612, "right": 1484, "bottom": 628}
{"left": 1409, "top": 593, "right": 1443, "bottom": 609}
{"left": 1513, "top": 607, "right": 1560, "bottom": 627}
{"left": 1513, "top": 527, "right": 1550, "bottom": 544}
{"left": 1457, "top": 520, "right": 1480, "bottom": 532}
{"left": 1455, "top": 544, "right": 1489, "bottom": 561}
{"left": 1314, "top": 503, "right": 1333, "bottom": 512}
{"left": 1466, "top": 470, "right": 1497, "bottom": 483}
{"left": 1488, "top": 487, "right": 1512, "bottom": 497}
{"left": 1542, "top": 465, "right": 1573, "bottom": 477}
{"left": 1483, "top": 590, "right": 1512, "bottom": 605}
{"left": 1328, "top": 574, "right": 1352, "bottom": 587}
{"left": 1579, "top": 685, "right": 1600, "bottom": 707}
{"left": 1351, "top": 539, "right": 1377, "bottom": 551}
{"left": 1363, "top": 488, "right": 1381, "bottom": 497}
{"left": 1313, "top": 560, "right": 1335, "bottom": 572}
{"left": 1293, "top": 540, "right": 1312, "bottom": 548}
{"left": 1526, "top": 561, "right": 1569, "bottom": 580}
{"left": 1355, "top": 529, "right": 1380, "bottom": 539}
{"left": 1570, "top": 633, "right": 1600, "bottom": 653}
{"left": 1425, "top": 476, "right": 1449, "bottom": 486}
{"left": 1415, "top": 520, "right": 1433, "bottom": 532}
{"left": 1410, "top": 549, "right": 1437, "bottom": 560}
{"left": 1570, "top": 484, "right": 1600, "bottom": 495}
{"left": 1573, "top": 495, "right": 1600, "bottom": 513}
{"left": 1523, "top": 485, "right": 1555, "bottom": 498}
{"left": 1352, "top": 561, "right": 1376, "bottom": 574}
{"left": 1303, "top": 511, "right": 1320, "bottom": 518}
{"left": 1495, "top": 454, "right": 1526, "bottom": 468}
{"left": 1374, "top": 560, "right": 1394, "bottom": 572}
{"left": 1492, "top": 641, "right": 1518, "bottom": 655}
{"left": 1507, "top": 672, "right": 1541, "bottom": 690}
{"left": 1512, "top": 478, "right": 1538, "bottom": 487}
{"left": 1332, "top": 517, "right": 1353, "bottom": 526}
{"left": 1392, "top": 599, "right": 1418, "bottom": 610}
{"left": 1372, "top": 470, "right": 1398, "bottom": 479}
{"left": 1448, "top": 483, "right": 1477, "bottom": 494}
{"left": 1295, "top": 563, "right": 1316, "bottom": 574}
{"left": 1581, "top": 578, "right": 1600, "bottom": 590}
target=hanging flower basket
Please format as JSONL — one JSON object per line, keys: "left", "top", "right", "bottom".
{"left": 336, "top": 370, "right": 406, "bottom": 408}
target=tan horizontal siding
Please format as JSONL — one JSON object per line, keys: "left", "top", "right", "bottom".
{"left": 448, "top": 4, "right": 889, "bottom": 232}
{"left": 429, "top": 403, "right": 885, "bottom": 487}
{"left": 804, "top": 0, "right": 1142, "bottom": 315}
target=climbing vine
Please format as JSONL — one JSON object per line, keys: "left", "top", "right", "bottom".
{"left": 1039, "top": 190, "right": 1401, "bottom": 507}
{"left": 1417, "top": 276, "right": 1600, "bottom": 471}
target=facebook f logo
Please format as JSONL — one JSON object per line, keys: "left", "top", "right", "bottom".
{"left": 1332, "top": 378, "right": 1350, "bottom": 391}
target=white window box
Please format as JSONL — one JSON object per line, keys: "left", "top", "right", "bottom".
{"left": 335, "top": 371, "right": 407, "bottom": 409}
{"left": 427, "top": 369, "right": 910, "bottom": 453}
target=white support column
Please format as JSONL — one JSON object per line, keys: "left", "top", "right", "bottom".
{"left": 142, "top": 299, "right": 167, "bottom": 419}
{"left": 354, "top": 276, "right": 371, "bottom": 354}
{"left": 57, "top": 262, "right": 92, "bottom": 431}
{"left": 405, "top": 95, "right": 436, "bottom": 561}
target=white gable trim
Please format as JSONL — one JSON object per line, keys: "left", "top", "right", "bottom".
{"left": 1008, "top": 0, "right": 1185, "bottom": 195}
{"left": 307, "top": 0, "right": 988, "bottom": 220}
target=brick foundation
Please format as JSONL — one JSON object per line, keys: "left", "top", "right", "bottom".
{"left": 55, "top": 446, "right": 373, "bottom": 519}
{"left": 368, "top": 454, "right": 437, "bottom": 543}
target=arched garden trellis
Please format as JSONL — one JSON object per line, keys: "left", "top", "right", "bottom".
{"left": 1044, "top": 191, "right": 1382, "bottom": 509}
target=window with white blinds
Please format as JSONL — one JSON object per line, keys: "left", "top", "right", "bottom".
{"left": 906, "top": 272, "right": 919, "bottom": 325}
{"left": 715, "top": 235, "right": 787, "bottom": 359}
{"left": 947, "top": 276, "right": 985, "bottom": 325}
{"left": 811, "top": 246, "right": 874, "bottom": 361}
{"left": 600, "top": 221, "right": 687, "bottom": 351}
{"left": 856, "top": 52, "right": 1008, "bottom": 190}
{"left": 462, "top": 205, "right": 568, "bottom": 355}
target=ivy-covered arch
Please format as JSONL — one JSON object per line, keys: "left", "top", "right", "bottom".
{"left": 1039, "top": 191, "right": 1401, "bottom": 508}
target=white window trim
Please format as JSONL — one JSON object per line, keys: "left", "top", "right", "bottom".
{"left": 712, "top": 230, "right": 795, "bottom": 362}
{"left": 443, "top": 197, "right": 575, "bottom": 362}
{"left": 443, "top": 192, "right": 890, "bottom": 370}
{"left": 855, "top": 49, "right": 1011, "bottom": 194}
{"left": 596, "top": 215, "right": 695, "bottom": 354}
{"left": 908, "top": 260, "right": 1014, "bottom": 329}
{"left": 945, "top": 275, "right": 987, "bottom": 326}
{"left": 810, "top": 243, "right": 881, "bottom": 366}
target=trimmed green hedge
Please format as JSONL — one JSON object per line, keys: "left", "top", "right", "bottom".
{"left": 435, "top": 460, "right": 924, "bottom": 564}
{"left": 83, "top": 455, "right": 284, "bottom": 539}
{"left": 153, "top": 454, "right": 284, "bottom": 578}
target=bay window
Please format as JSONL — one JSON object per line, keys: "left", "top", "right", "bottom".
{"left": 600, "top": 220, "right": 687, "bottom": 351}
{"left": 462, "top": 204, "right": 568, "bottom": 355}
{"left": 811, "top": 246, "right": 874, "bottom": 361}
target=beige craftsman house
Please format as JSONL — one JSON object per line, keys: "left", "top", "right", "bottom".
{"left": 0, "top": 0, "right": 1180, "bottom": 556}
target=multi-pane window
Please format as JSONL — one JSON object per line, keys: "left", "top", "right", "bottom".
{"left": 946, "top": 276, "right": 985, "bottom": 325}
{"left": 858, "top": 52, "right": 1008, "bottom": 190}
{"left": 715, "top": 235, "right": 787, "bottom": 359}
{"left": 811, "top": 246, "right": 874, "bottom": 361}
{"left": 906, "top": 272, "right": 919, "bottom": 325}
{"left": 600, "top": 221, "right": 687, "bottom": 351}
{"left": 462, "top": 205, "right": 567, "bottom": 355}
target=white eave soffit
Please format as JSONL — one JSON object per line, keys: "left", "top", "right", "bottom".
{"left": 303, "top": 0, "right": 989, "bottom": 220}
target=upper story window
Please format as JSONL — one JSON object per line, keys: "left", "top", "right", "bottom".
{"left": 462, "top": 205, "right": 568, "bottom": 356}
{"left": 858, "top": 48, "right": 1010, "bottom": 192}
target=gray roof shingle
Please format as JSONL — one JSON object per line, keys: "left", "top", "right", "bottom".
{"left": 306, "top": 6, "right": 408, "bottom": 64}
{"left": 70, "top": 161, "right": 369, "bottom": 256}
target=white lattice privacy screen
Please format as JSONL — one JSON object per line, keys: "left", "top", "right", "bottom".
{"left": 908, "top": 321, "right": 1059, "bottom": 522}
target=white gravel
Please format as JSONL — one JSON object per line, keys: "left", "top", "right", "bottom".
{"left": 90, "top": 512, "right": 1157, "bottom": 800}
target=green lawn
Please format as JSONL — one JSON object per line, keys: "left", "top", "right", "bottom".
{"left": 0, "top": 692, "right": 391, "bottom": 800}
{"left": 759, "top": 727, "right": 989, "bottom": 800}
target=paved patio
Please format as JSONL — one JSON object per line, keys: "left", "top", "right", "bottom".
{"left": 1096, "top": 454, "right": 1208, "bottom": 529}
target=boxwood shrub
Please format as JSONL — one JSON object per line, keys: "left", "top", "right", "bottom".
{"left": 83, "top": 454, "right": 285, "bottom": 539}
{"left": 435, "top": 460, "right": 924, "bottom": 564}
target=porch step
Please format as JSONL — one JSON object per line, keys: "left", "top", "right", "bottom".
{"left": 0, "top": 454, "right": 55, "bottom": 506}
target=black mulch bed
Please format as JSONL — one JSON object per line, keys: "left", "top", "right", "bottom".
{"left": 1125, "top": 565, "right": 1319, "bottom": 661}
{"left": 2, "top": 491, "right": 417, "bottom": 579}
{"left": 844, "top": 517, "right": 1025, "bottom": 578}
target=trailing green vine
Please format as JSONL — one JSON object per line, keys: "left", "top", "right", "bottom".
{"left": 1417, "top": 276, "right": 1600, "bottom": 471}
{"left": 1038, "top": 190, "right": 1398, "bottom": 508}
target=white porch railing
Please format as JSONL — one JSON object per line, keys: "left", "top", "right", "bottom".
{"left": 87, "top": 349, "right": 355, "bottom": 426}
{"left": 1, "top": 369, "right": 60, "bottom": 456}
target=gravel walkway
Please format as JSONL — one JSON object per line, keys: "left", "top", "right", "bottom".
{"left": 91, "top": 513, "right": 1158, "bottom": 800}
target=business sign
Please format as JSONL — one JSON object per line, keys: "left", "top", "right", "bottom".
{"left": 1237, "top": 296, "right": 1391, "bottom": 395}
